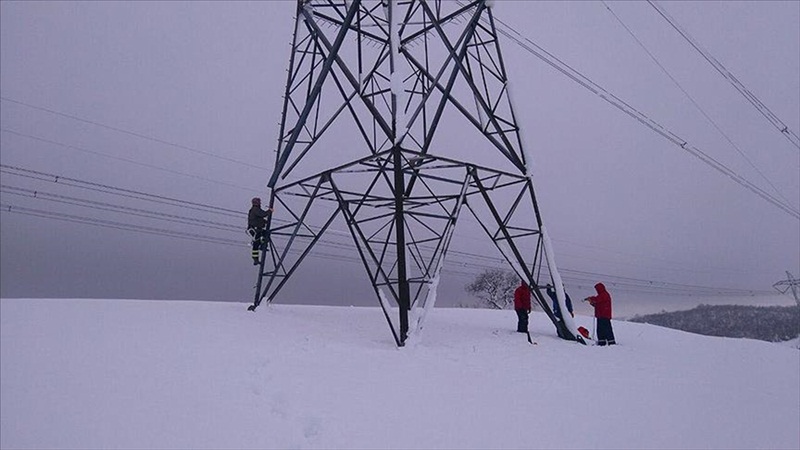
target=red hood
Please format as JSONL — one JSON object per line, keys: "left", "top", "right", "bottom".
{"left": 594, "top": 283, "right": 607, "bottom": 295}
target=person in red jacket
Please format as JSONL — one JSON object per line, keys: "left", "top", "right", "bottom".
{"left": 513, "top": 281, "right": 532, "bottom": 333}
{"left": 584, "top": 282, "right": 616, "bottom": 346}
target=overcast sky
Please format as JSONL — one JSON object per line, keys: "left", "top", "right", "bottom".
{"left": 1, "top": 0, "right": 798, "bottom": 315}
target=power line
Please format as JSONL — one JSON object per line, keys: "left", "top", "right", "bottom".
{"left": 647, "top": 0, "right": 800, "bottom": 150}
{"left": 0, "top": 96, "right": 272, "bottom": 169}
{"left": 555, "top": 266, "right": 769, "bottom": 296}
{"left": 445, "top": 255, "right": 770, "bottom": 296}
{"left": 1, "top": 130, "right": 261, "bottom": 194}
{"left": 0, "top": 179, "right": 392, "bottom": 257}
{"left": 0, "top": 164, "right": 776, "bottom": 295}
{"left": 0, "top": 164, "right": 246, "bottom": 217}
{"left": 0, "top": 185, "right": 242, "bottom": 233}
{"left": 8, "top": 161, "right": 752, "bottom": 283}
{"left": 0, "top": 196, "right": 768, "bottom": 297}
{"left": 0, "top": 11, "right": 784, "bottom": 298}
{"left": 4, "top": 11, "right": 795, "bottom": 217}
{"left": 1, "top": 159, "right": 777, "bottom": 297}
{"left": 0, "top": 203, "right": 244, "bottom": 247}
{"left": 0, "top": 165, "right": 343, "bottom": 242}
{"left": 601, "top": 0, "right": 794, "bottom": 207}
{"left": 0, "top": 203, "right": 381, "bottom": 268}
{"left": 476, "top": 3, "right": 800, "bottom": 219}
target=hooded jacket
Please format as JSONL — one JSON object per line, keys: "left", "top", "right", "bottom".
{"left": 513, "top": 283, "right": 531, "bottom": 310}
{"left": 587, "top": 282, "right": 612, "bottom": 319}
{"left": 248, "top": 205, "right": 270, "bottom": 229}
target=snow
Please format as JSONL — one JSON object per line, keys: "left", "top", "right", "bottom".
{"left": 541, "top": 224, "right": 578, "bottom": 337}
{"left": 782, "top": 337, "right": 800, "bottom": 350}
{"left": 505, "top": 79, "right": 535, "bottom": 174}
{"left": 1, "top": 298, "right": 798, "bottom": 449}
{"left": 407, "top": 273, "right": 440, "bottom": 343}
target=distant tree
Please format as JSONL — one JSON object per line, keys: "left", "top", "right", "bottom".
{"left": 465, "top": 268, "right": 520, "bottom": 310}
{"left": 630, "top": 304, "right": 800, "bottom": 343}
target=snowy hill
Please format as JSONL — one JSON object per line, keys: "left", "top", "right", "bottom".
{"left": 630, "top": 304, "right": 800, "bottom": 342}
{"left": 1, "top": 298, "right": 798, "bottom": 449}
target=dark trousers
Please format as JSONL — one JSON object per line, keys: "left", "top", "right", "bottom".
{"left": 249, "top": 228, "right": 267, "bottom": 260}
{"left": 515, "top": 309, "right": 529, "bottom": 332}
{"left": 596, "top": 317, "right": 616, "bottom": 346}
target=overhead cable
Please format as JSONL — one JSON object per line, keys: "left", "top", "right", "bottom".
{"left": 0, "top": 96, "right": 271, "bottom": 169}
{"left": 648, "top": 0, "right": 800, "bottom": 150}
{"left": 7, "top": 162, "right": 744, "bottom": 283}
{"left": 0, "top": 198, "right": 767, "bottom": 297}
{"left": 0, "top": 185, "right": 242, "bottom": 232}
{"left": 0, "top": 130, "right": 260, "bottom": 194}
{"left": 0, "top": 203, "right": 243, "bottom": 247}
{"left": 470, "top": 3, "right": 800, "bottom": 219}
{"left": 0, "top": 164, "right": 246, "bottom": 217}
{"left": 601, "top": 0, "right": 794, "bottom": 208}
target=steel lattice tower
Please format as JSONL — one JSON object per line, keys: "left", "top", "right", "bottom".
{"left": 248, "top": 0, "right": 581, "bottom": 346}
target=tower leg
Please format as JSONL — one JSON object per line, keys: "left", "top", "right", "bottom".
{"left": 393, "top": 146, "right": 410, "bottom": 345}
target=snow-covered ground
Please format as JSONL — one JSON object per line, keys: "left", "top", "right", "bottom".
{"left": 782, "top": 337, "right": 800, "bottom": 349}
{"left": 1, "top": 298, "right": 798, "bottom": 449}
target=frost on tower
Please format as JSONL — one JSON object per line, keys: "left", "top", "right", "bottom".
{"left": 249, "top": 0, "right": 580, "bottom": 346}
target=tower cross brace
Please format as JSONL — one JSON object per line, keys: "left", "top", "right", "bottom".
{"left": 249, "top": 0, "right": 581, "bottom": 347}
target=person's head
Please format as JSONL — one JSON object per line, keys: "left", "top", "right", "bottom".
{"left": 594, "top": 282, "right": 606, "bottom": 294}
{"left": 252, "top": 197, "right": 262, "bottom": 207}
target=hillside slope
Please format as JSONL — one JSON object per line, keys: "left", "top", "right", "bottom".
{"left": 631, "top": 304, "right": 800, "bottom": 342}
{"left": 1, "top": 298, "right": 798, "bottom": 449}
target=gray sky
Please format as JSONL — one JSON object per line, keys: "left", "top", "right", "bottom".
{"left": 1, "top": 0, "right": 798, "bottom": 316}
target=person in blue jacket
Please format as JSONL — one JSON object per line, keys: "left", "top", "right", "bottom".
{"left": 546, "top": 285, "right": 573, "bottom": 339}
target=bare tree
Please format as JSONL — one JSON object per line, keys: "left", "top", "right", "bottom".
{"left": 465, "top": 269, "right": 520, "bottom": 310}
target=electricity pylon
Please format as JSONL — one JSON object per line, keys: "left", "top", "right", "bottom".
{"left": 774, "top": 271, "right": 800, "bottom": 305}
{"left": 248, "top": 0, "right": 579, "bottom": 346}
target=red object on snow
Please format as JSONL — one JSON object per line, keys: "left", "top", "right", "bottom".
{"left": 578, "top": 326, "right": 591, "bottom": 339}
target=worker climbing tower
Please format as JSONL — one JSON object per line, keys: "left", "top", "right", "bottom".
{"left": 249, "top": 0, "right": 580, "bottom": 346}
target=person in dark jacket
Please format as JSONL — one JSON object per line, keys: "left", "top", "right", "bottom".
{"left": 248, "top": 197, "right": 273, "bottom": 265}
{"left": 546, "top": 285, "right": 573, "bottom": 339}
{"left": 584, "top": 282, "right": 616, "bottom": 346}
{"left": 513, "top": 281, "right": 532, "bottom": 333}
